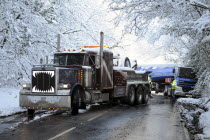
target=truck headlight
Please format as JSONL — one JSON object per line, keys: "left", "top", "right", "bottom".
{"left": 22, "top": 84, "right": 31, "bottom": 90}
{"left": 58, "top": 83, "right": 71, "bottom": 89}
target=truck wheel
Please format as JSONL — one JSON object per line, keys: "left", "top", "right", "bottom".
{"left": 80, "top": 90, "right": 86, "bottom": 109}
{"left": 28, "top": 109, "right": 35, "bottom": 116}
{"left": 135, "top": 86, "right": 143, "bottom": 105}
{"left": 127, "top": 86, "right": 135, "bottom": 105}
{"left": 155, "top": 83, "right": 159, "bottom": 93}
{"left": 71, "top": 88, "right": 80, "bottom": 115}
{"left": 142, "top": 87, "right": 149, "bottom": 104}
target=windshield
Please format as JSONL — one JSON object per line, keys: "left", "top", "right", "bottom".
{"left": 54, "top": 54, "right": 84, "bottom": 66}
{"left": 178, "top": 67, "right": 196, "bottom": 79}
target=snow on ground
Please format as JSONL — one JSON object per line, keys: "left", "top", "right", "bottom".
{"left": 177, "top": 97, "right": 210, "bottom": 139}
{"left": 0, "top": 88, "right": 25, "bottom": 117}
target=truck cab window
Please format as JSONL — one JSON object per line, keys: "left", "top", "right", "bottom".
{"left": 54, "top": 54, "right": 84, "bottom": 66}
{"left": 178, "top": 67, "right": 196, "bottom": 79}
{"left": 54, "top": 55, "right": 66, "bottom": 65}
{"left": 88, "top": 55, "right": 95, "bottom": 65}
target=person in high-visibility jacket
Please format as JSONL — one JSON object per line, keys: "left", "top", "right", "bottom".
{"left": 148, "top": 76, "right": 152, "bottom": 83}
{"left": 171, "top": 79, "right": 177, "bottom": 99}
{"left": 172, "top": 79, "right": 177, "bottom": 89}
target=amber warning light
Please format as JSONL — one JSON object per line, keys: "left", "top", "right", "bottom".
{"left": 82, "top": 46, "right": 109, "bottom": 48}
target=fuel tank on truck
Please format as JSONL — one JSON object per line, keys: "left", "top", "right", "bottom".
{"left": 137, "top": 64, "right": 180, "bottom": 83}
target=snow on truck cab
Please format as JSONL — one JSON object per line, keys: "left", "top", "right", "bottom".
{"left": 20, "top": 32, "right": 151, "bottom": 116}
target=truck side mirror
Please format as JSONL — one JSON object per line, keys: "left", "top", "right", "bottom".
{"left": 46, "top": 56, "right": 48, "bottom": 64}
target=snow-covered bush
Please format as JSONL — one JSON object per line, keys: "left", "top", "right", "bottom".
{"left": 178, "top": 98, "right": 210, "bottom": 139}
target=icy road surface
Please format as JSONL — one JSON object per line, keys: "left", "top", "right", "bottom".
{"left": 0, "top": 94, "right": 190, "bottom": 140}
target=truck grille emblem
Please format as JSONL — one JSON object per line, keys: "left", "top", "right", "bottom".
{"left": 32, "top": 71, "right": 55, "bottom": 93}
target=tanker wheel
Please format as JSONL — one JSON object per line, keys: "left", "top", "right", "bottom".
{"left": 155, "top": 83, "right": 159, "bottom": 93}
{"left": 142, "top": 87, "right": 149, "bottom": 104}
{"left": 27, "top": 109, "right": 35, "bottom": 116}
{"left": 164, "top": 86, "right": 168, "bottom": 96}
{"left": 127, "top": 86, "right": 135, "bottom": 105}
{"left": 71, "top": 88, "right": 80, "bottom": 115}
{"left": 135, "top": 86, "right": 143, "bottom": 105}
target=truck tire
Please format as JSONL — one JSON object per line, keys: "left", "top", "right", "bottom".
{"left": 155, "top": 83, "right": 159, "bottom": 93}
{"left": 71, "top": 88, "right": 80, "bottom": 115}
{"left": 80, "top": 90, "right": 86, "bottom": 109}
{"left": 28, "top": 109, "right": 35, "bottom": 116}
{"left": 135, "top": 86, "right": 143, "bottom": 105}
{"left": 127, "top": 86, "right": 135, "bottom": 105}
{"left": 142, "top": 87, "right": 149, "bottom": 104}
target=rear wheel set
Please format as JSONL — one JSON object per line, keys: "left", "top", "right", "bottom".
{"left": 128, "top": 86, "right": 150, "bottom": 105}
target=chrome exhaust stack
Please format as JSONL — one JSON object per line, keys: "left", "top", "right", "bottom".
{"left": 100, "top": 32, "right": 104, "bottom": 90}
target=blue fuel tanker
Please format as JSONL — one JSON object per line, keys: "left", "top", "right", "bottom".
{"left": 137, "top": 65, "right": 198, "bottom": 98}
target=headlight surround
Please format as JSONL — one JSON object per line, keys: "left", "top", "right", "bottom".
{"left": 22, "top": 84, "right": 31, "bottom": 90}
{"left": 58, "top": 83, "right": 71, "bottom": 89}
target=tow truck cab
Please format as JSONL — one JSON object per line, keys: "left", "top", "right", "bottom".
{"left": 20, "top": 47, "right": 113, "bottom": 111}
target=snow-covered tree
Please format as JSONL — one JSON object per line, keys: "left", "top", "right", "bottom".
{"left": 0, "top": 0, "right": 118, "bottom": 87}
{"left": 109, "top": 0, "right": 210, "bottom": 96}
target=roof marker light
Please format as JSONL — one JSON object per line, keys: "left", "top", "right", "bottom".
{"left": 82, "top": 46, "right": 110, "bottom": 48}
{"left": 80, "top": 49, "right": 85, "bottom": 52}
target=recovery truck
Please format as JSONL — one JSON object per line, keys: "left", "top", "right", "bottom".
{"left": 19, "top": 32, "right": 150, "bottom": 115}
{"left": 137, "top": 65, "right": 198, "bottom": 98}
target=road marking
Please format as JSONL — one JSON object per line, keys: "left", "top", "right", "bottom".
{"left": 48, "top": 127, "right": 76, "bottom": 140}
{"left": 88, "top": 113, "right": 104, "bottom": 122}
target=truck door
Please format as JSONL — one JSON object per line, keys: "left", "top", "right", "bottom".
{"left": 86, "top": 54, "right": 96, "bottom": 88}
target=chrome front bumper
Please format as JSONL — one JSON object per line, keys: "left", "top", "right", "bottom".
{"left": 20, "top": 94, "right": 71, "bottom": 110}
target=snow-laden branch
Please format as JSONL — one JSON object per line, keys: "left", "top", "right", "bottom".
{"left": 191, "top": 1, "right": 210, "bottom": 10}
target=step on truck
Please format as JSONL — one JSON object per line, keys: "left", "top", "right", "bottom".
{"left": 20, "top": 32, "right": 151, "bottom": 116}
